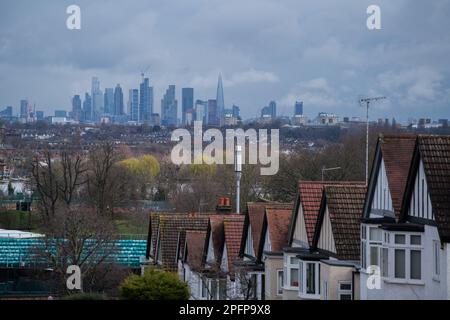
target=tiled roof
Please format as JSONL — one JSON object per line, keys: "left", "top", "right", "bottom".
{"left": 223, "top": 216, "right": 245, "bottom": 279}
{"left": 265, "top": 205, "right": 294, "bottom": 252}
{"left": 245, "top": 202, "right": 292, "bottom": 258}
{"left": 412, "top": 135, "right": 450, "bottom": 241}
{"left": 289, "top": 181, "right": 361, "bottom": 246}
{"left": 378, "top": 134, "right": 416, "bottom": 217}
{"left": 207, "top": 214, "right": 242, "bottom": 266}
{"left": 318, "top": 185, "right": 367, "bottom": 260}
{"left": 185, "top": 230, "right": 207, "bottom": 271}
{"left": 156, "top": 213, "right": 211, "bottom": 272}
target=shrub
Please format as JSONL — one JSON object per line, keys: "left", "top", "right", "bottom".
{"left": 119, "top": 268, "right": 189, "bottom": 300}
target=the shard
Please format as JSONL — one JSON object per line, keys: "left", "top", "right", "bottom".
{"left": 216, "top": 74, "right": 225, "bottom": 125}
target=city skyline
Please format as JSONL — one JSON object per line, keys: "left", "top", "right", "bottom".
{"left": 1, "top": 1, "right": 450, "bottom": 121}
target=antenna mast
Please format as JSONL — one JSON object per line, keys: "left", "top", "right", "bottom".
{"left": 359, "top": 96, "right": 386, "bottom": 185}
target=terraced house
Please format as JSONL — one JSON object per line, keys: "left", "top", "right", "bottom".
{"left": 361, "top": 135, "right": 450, "bottom": 300}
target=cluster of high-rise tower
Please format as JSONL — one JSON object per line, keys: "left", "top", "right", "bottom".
{"left": 70, "top": 74, "right": 239, "bottom": 126}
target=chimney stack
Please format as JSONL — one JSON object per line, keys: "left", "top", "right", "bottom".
{"left": 216, "top": 197, "right": 232, "bottom": 214}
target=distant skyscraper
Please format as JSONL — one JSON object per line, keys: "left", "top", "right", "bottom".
{"left": 161, "top": 85, "right": 178, "bottom": 126}
{"left": 104, "top": 88, "right": 114, "bottom": 115}
{"left": 182, "top": 88, "right": 194, "bottom": 125}
{"left": 114, "top": 84, "right": 124, "bottom": 116}
{"left": 91, "top": 77, "right": 103, "bottom": 121}
{"left": 269, "top": 101, "right": 277, "bottom": 118}
{"left": 195, "top": 99, "right": 208, "bottom": 124}
{"left": 36, "top": 111, "right": 44, "bottom": 121}
{"left": 20, "top": 99, "right": 28, "bottom": 119}
{"left": 83, "top": 92, "right": 92, "bottom": 121}
{"left": 295, "top": 101, "right": 303, "bottom": 116}
{"left": 139, "top": 78, "right": 153, "bottom": 123}
{"left": 216, "top": 74, "right": 225, "bottom": 125}
{"left": 72, "top": 95, "right": 82, "bottom": 120}
{"left": 130, "top": 89, "right": 139, "bottom": 122}
{"left": 0, "top": 106, "right": 13, "bottom": 118}
{"left": 208, "top": 99, "right": 218, "bottom": 126}
{"left": 232, "top": 105, "right": 240, "bottom": 118}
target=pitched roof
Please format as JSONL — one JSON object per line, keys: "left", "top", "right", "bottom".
{"left": 288, "top": 181, "right": 361, "bottom": 246}
{"left": 314, "top": 185, "right": 366, "bottom": 260}
{"left": 223, "top": 216, "right": 245, "bottom": 279}
{"left": 156, "top": 213, "right": 211, "bottom": 271}
{"left": 263, "top": 205, "right": 294, "bottom": 253}
{"left": 402, "top": 135, "right": 450, "bottom": 241}
{"left": 243, "top": 202, "right": 292, "bottom": 258}
{"left": 184, "top": 230, "right": 208, "bottom": 271}
{"left": 366, "top": 134, "right": 416, "bottom": 218}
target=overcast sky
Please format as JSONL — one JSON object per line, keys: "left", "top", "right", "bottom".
{"left": 0, "top": 0, "right": 449, "bottom": 121}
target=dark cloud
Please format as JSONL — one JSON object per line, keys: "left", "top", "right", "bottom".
{"left": 0, "top": 0, "right": 449, "bottom": 120}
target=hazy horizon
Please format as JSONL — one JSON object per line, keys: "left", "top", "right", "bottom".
{"left": 1, "top": 0, "right": 449, "bottom": 121}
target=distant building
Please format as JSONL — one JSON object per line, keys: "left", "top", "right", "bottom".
{"left": 195, "top": 100, "right": 207, "bottom": 124}
{"left": 114, "top": 84, "right": 124, "bottom": 116}
{"left": 261, "top": 101, "right": 277, "bottom": 119}
{"left": 71, "top": 95, "right": 82, "bottom": 121}
{"left": 83, "top": 92, "right": 92, "bottom": 122}
{"left": 91, "top": 77, "right": 103, "bottom": 121}
{"left": 104, "top": 88, "right": 114, "bottom": 115}
{"left": 55, "top": 110, "right": 67, "bottom": 118}
{"left": 294, "top": 101, "right": 303, "bottom": 116}
{"left": 0, "top": 106, "right": 13, "bottom": 118}
{"left": 151, "top": 113, "right": 161, "bottom": 126}
{"left": 161, "top": 85, "right": 178, "bottom": 126}
{"left": 232, "top": 105, "right": 240, "bottom": 118}
{"left": 216, "top": 74, "right": 225, "bottom": 125}
{"left": 315, "top": 112, "right": 339, "bottom": 125}
{"left": 20, "top": 100, "right": 28, "bottom": 119}
{"left": 140, "top": 78, "right": 153, "bottom": 123}
{"left": 291, "top": 115, "right": 308, "bottom": 126}
{"left": 208, "top": 99, "right": 218, "bottom": 126}
{"left": 36, "top": 111, "right": 44, "bottom": 121}
{"left": 182, "top": 88, "right": 194, "bottom": 126}
{"left": 129, "top": 89, "right": 139, "bottom": 122}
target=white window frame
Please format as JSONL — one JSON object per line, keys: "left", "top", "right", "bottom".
{"left": 433, "top": 240, "right": 440, "bottom": 280}
{"left": 337, "top": 281, "right": 352, "bottom": 300}
{"left": 276, "top": 269, "right": 283, "bottom": 296}
{"left": 283, "top": 254, "right": 299, "bottom": 289}
{"left": 382, "top": 232, "right": 423, "bottom": 284}
{"left": 298, "top": 260, "right": 320, "bottom": 299}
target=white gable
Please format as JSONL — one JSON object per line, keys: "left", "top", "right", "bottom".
{"left": 317, "top": 206, "right": 337, "bottom": 254}
{"left": 371, "top": 157, "right": 394, "bottom": 216}
{"left": 244, "top": 223, "right": 255, "bottom": 259}
{"left": 408, "top": 159, "right": 433, "bottom": 220}
{"left": 206, "top": 233, "right": 215, "bottom": 266}
{"left": 221, "top": 243, "right": 228, "bottom": 273}
{"left": 263, "top": 226, "right": 271, "bottom": 252}
{"left": 292, "top": 202, "right": 309, "bottom": 247}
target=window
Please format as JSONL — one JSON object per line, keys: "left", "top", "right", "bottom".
{"left": 284, "top": 255, "right": 299, "bottom": 288}
{"left": 433, "top": 241, "right": 440, "bottom": 278}
{"left": 276, "top": 270, "right": 283, "bottom": 296}
{"left": 368, "top": 227, "right": 382, "bottom": 268}
{"left": 338, "top": 282, "right": 352, "bottom": 300}
{"left": 299, "top": 261, "right": 320, "bottom": 299}
{"left": 394, "top": 249, "right": 406, "bottom": 279}
{"left": 306, "top": 263, "right": 316, "bottom": 294}
{"left": 200, "top": 278, "right": 208, "bottom": 299}
{"left": 381, "top": 247, "right": 389, "bottom": 277}
{"left": 390, "top": 233, "right": 422, "bottom": 281}
{"left": 410, "top": 250, "right": 421, "bottom": 280}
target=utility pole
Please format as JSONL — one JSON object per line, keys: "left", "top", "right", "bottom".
{"left": 359, "top": 96, "right": 386, "bottom": 185}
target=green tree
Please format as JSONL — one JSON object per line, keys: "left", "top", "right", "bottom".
{"left": 120, "top": 268, "right": 189, "bottom": 300}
